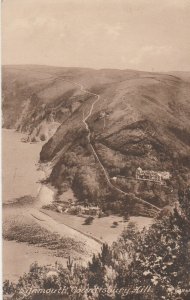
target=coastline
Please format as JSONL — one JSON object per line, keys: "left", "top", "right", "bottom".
{"left": 2, "top": 129, "right": 58, "bottom": 281}
{"left": 3, "top": 129, "right": 101, "bottom": 282}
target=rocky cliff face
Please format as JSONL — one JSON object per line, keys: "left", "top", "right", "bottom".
{"left": 3, "top": 65, "right": 190, "bottom": 216}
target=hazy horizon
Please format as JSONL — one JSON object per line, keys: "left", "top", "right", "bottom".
{"left": 2, "top": 63, "right": 190, "bottom": 73}
{"left": 2, "top": 0, "right": 190, "bottom": 72}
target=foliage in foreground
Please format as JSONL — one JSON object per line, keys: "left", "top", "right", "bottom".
{"left": 4, "top": 188, "right": 190, "bottom": 300}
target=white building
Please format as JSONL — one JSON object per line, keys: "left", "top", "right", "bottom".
{"left": 136, "top": 167, "right": 171, "bottom": 184}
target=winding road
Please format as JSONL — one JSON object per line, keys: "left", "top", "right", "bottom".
{"left": 55, "top": 76, "right": 161, "bottom": 213}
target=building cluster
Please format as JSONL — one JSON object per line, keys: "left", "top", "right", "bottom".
{"left": 66, "top": 205, "right": 101, "bottom": 216}
{"left": 136, "top": 167, "right": 171, "bottom": 184}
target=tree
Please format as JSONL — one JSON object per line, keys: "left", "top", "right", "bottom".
{"left": 84, "top": 216, "right": 94, "bottom": 225}
{"left": 88, "top": 244, "right": 113, "bottom": 288}
{"left": 88, "top": 254, "right": 105, "bottom": 287}
{"left": 99, "top": 244, "right": 113, "bottom": 266}
{"left": 3, "top": 280, "right": 15, "bottom": 295}
{"left": 112, "top": 221, "right": 118, "bottom": 227}
{"left": 115, "top": 201, "right": 190, "bottom": 300}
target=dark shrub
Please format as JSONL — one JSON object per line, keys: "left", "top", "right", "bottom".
{"left": 84, "top": 216, "right": 94, "bottom": 225}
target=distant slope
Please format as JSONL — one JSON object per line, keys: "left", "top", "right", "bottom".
{"left": 2, "top": 65, "right": 190, "bottom": 216}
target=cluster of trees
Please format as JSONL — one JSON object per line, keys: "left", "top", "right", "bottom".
{"left": 4, "top": 188, "right": 190, "bottom": 299}
{"left": 46, "top": 128, "right": 190, "bottom": 217}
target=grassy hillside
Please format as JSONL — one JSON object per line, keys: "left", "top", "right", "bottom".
{"left": 3, "top": 65, "right": 190, "bottom": 216}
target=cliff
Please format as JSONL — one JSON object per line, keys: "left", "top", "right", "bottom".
{"left": 3, "top": 65, "right": 190, "bottom": 216}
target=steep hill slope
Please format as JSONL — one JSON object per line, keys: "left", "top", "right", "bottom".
{"left": 3, "top": 66, "right": 190, "bottom": 216}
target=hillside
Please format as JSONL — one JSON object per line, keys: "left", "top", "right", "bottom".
{"left": 2, "top": 65, "right": 190, "bottom": 216}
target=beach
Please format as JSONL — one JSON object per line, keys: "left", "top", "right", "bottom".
{"left": 2, "top": 129, "right": 61, "bottom": 282}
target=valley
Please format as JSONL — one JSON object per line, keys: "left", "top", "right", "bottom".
{"left": 3, "top": 65, "right": 190, "bottom": 282}
{"left": 4, "top": 66, "right": 190, "bottom": 217}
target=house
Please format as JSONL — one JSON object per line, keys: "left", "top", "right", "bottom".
{"left": 99, "top": 112, "right": 106, "bottom": 119}
{"left": 68, "top": 205, "right": 101, "bottom": 216}
{"left": 81, "top": 206, "right": 101, "bottom": 216}
{"left": 56, "top": 205, "right": 63, "bottom": 213}
{"left": 158, "top": 171, "right": 171, "bottom": 180}
{"left": 112, "top": 176, "right": 117, "bottom": 182}
{"left": 136, "top": 167, "right": 170, "bottom": 184}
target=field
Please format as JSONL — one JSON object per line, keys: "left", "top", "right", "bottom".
{"left": 40, "top": 209, "right": 153, "bottom": 245}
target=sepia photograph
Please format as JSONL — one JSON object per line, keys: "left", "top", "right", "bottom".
{"left": 2, "top": 0, "right": 190, "bottom": 299}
